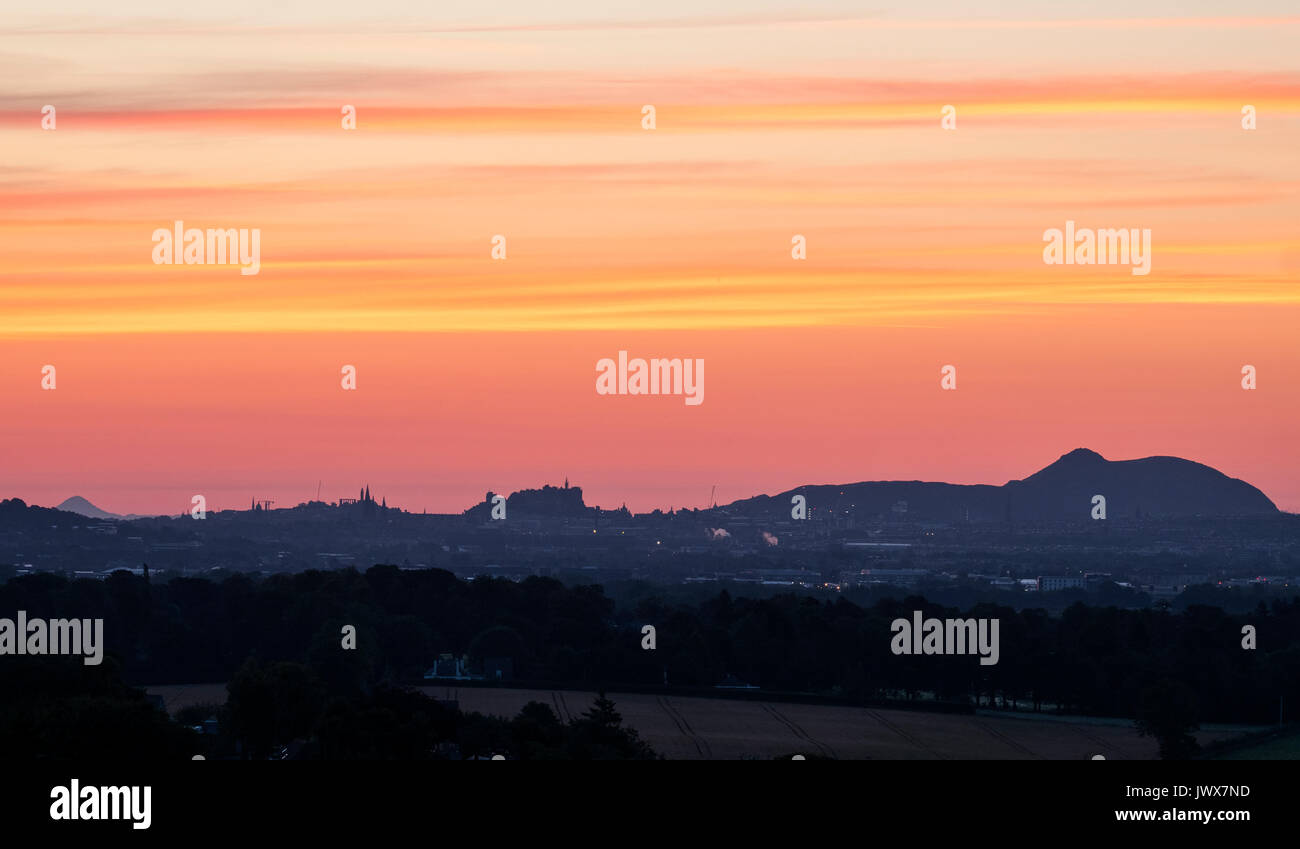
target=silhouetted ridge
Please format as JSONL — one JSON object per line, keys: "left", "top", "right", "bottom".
{"left": 1037, "top": 447, "right": 1107, "bottom": 470}
{"left": 721, "top": 450, "right": 1277, "bottom": 521}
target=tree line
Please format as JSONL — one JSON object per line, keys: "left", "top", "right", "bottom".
{"left": 3, "top": 565, "right": 1298, "bottom": 729}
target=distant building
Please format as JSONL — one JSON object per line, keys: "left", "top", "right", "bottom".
{"left": 1039, "top": 575, "right": 1086, "bottom": 592}
{"left": 843, "top": 567, "right": 927, "bottom": 587}
{"left": 423, "top": 653, "right": 515, "bottom": 682}
{"left": 424, "top": 653, "right": 474, "bottom": 681}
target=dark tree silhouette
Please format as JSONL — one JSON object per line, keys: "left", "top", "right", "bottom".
{"left": 1135, "top": 678, "right": 1201, "bottom": 759}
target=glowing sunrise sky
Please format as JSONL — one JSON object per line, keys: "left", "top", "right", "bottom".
{"left": 1, "top": 1, "right": 1298, "bottom": 514}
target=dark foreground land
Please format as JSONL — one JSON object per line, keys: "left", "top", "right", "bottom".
{"left": 147, "top": 682, "right": 1252, "bottom": 760}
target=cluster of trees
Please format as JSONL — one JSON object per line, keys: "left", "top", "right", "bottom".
{"left": 205, "top": 660, "right": 655, "bottom": 759}
{"left": 0, "top": 652, "right": 656, "bottom": 760}
{"left": 0, "top": 656, "right": 197, "bottom": 759}
{"left": 3, "top": 566, "right": 1299, "bottom": 730}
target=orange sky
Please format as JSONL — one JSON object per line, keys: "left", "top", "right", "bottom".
{"left": 1, "top": 3, "right": 1298, "bottom": 513}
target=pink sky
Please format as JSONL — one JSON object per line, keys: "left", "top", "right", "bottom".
{"left": 1, "top": 3, "right": 1297, "bottom": 513}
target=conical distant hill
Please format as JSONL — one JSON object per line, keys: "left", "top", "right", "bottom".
{"left": 55, "top": 495, "right": 121, "bottom": 519}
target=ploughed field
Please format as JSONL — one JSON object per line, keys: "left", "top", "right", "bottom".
{"left": 149, "top": 683, "right": 1249, "bottom": 760}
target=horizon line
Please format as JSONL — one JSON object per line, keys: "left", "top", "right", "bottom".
{"left": 13, "top": 447, "right": 1285, "bottom": 518}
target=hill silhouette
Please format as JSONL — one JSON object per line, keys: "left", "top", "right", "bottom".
{"left": 55, "top": 495, "right": 121, "bottom": 519}
{"left": 720, "top": 449, "right": 1278, "bottom": 521}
